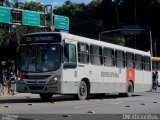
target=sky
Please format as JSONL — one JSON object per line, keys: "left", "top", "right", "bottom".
{"left": 13, "top": 0, "right": 93, "bottom": 6}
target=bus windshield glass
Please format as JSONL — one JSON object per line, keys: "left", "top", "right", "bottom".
{"left": 19, "top": 44, "right": 61, "bottom": 72}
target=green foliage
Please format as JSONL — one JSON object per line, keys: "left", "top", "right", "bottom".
{"left": 0, "top": 0, "right": 160, "bottom": 55}
{"left": 0, "top": 27, "right": 9, "bottom": 46}
{"left": 0, "top": 29, "right": 5, "bottom": 45}
{"left": 114, "top": 36, "right": 125, "bottom": 46}
{"left": 53, "top": 0, "right": 105, "bottom": 39}
{"left": 23, "top": 1, "right": 43, "bottom": 12}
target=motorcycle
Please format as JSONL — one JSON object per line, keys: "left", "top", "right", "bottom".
{"left": 152, "top": 80, "right": 158, "bottom": 91}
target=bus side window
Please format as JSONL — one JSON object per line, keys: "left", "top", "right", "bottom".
{"left": 115, "top": 50, "right": 125, "bottom": 68}
{"left": 135, "top": 54, "right": 143, "bottom": 70}
{"left": 126, "top": 52, "right": 134, "bottom": 69}
{"left": 103, "top": 47, "right": 115, "bottom": 67}
{"left": 78, "top": 42, "right": 89, "bottom": 64}
{"left": 63, "top": 44, "right": 77, "bottom": 68}
{"left": 90, "top": 45, "right": 102, "bottom": 66}
{"left": 64, "top": 45, "right": 69, "bottom": 62}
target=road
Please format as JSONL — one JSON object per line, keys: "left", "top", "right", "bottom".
{"left": 0, "top": 88, "right": 160, "bottom": 120}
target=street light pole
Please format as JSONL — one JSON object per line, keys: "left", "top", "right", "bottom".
{"left": 134, "top": 0, "right": 137, "bottom": 25}
{"left": 134, "top": 0, "right": 137, "bottom": 49}
{"left": 99, "top": 28, "right": 144, "bottom": 41}
{"left": 99, "top": 29, "right": 120, "bottom": 41}
{"left": 99, "top": 28, "right": 153, "bottom": 56}
{"left": 154, "top": 39, "right": 157, "bottom": 57}
{"left": 112, "top": 0, "right": 120, "bottom": 27}
{"left": 44, "top": 5, "right": 54, "bottom": 32}
{"left": 150, "top": 30, "right": 153, "bottom": 57}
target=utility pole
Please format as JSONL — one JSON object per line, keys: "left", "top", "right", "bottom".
{"left": 154, "top": 39, "right": 157, "bottom": 57}
{"left": 134, "top": 0, "right": 137, "bottom": 49}
{"left": 134, "top": 0, "right": 137, "bottom": 25}
{"left": 44, "top": 5, "right": 54, "bottom": 31}
{"left": 112, "top": 0, "right": 120, "bottom": 27}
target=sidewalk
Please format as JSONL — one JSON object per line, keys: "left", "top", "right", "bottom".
{"left": 0, "top": 83, "right": 38, "bottom": 98}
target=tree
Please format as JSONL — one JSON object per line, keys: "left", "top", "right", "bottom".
{"left": 23, "top": 1, "right": 43, "bottom": 12}
{"left": 0, "top": 25, "right": 10, "bottom": 46}
{"left": 53, "top": 0, "right": 104, "bottom": 39}
{"left": 0, "top": 1, "right": 46, "bottom": 62}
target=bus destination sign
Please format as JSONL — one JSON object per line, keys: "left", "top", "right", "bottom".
{"left": 21, "top": 34, "right": 61, "bottom": 44}
{"left": 26, "top": 36, "right": 53, "bottom": 42}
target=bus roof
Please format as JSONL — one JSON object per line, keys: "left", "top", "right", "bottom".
{"left": 24, "top": 32, "right": 151, "bottom": 56}
{"left": 151, "top": 57, "right": 160, "bottom": 61}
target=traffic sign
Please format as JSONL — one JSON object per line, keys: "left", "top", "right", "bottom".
{"left": 54, "top": 15, "right": 69, "bottom": 30}
{"left": 22, "top": 11, "right": 40, "bottom": 26}
{"left": 0, "top": 7, "right": 11, "bottom": 24}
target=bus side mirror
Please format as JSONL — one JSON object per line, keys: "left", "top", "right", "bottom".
{"left": 63, "top": 63, "right": 77, "bottom": 69}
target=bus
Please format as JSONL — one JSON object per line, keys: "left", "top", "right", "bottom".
{"left": 16, "top": 32, "right": 152, "bottom": 100}
{"left": 151, "top": 57, "right": 160, "bottom": 86}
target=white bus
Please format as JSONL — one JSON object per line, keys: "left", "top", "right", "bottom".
{"left": 16, "top": 32, "right": 152, "bottom": 100}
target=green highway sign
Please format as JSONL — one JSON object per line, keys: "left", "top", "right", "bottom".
{"left": 0, "top": 7, "right": 11, "bottom": 23}
{"left": 22, "top": 11, "right": 40, "bottom": 26}
{"left": 54, "top": 15, "right": 69, "bottom": 30}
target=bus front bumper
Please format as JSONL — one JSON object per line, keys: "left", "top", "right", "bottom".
{"left": 16, "top": 82, "right": 61, "bottom": 94}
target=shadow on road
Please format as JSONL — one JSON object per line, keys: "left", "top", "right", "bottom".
{"left": 0, "top": 93, "right": 142, "bottom": 104}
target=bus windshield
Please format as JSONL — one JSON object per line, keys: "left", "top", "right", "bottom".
{"left": 19, "top": 44, "right": 61, "bottom": 72}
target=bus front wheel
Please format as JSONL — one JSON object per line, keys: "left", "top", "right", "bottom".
{"left": 75, "top": 81, "right": 88, "bottom": 100}
{"left": 39, "top": 93, "right": 53, "bottom": 101}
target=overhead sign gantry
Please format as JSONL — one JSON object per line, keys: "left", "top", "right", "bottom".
{"left": 0, "top": 5, "right": 70, "bottom": 32}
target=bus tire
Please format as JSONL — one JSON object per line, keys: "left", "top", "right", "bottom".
{"left": 125, "top": 81, "right": 134, "bottom": 97}
{"left": 39, "top": 93, "right": 53, "bottom": 101}
{"left": 75, "top": 81, "right": 88, "bottom": 100}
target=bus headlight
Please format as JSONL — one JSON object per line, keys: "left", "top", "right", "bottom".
{"left": 50, "top": 75, "right": 61, "bottom": 84}
{"left": 17, "top": 79, "right": 25, "bottom": 84}
{"left": 17, "top": 77, "right": 25, "bottom": 84}
{"left": 17, "top": 77, "right": 21, "bottom": 81}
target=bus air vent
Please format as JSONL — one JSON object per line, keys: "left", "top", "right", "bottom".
{"left": 22, "top": 75, "right": 51, "bottom": 79}
{"left": 29, "top": 86, "right": 44, "bottom": 90}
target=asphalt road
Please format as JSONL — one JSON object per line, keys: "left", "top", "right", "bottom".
{"left": 0, "top": 88, "right": 160, "bottom": 120}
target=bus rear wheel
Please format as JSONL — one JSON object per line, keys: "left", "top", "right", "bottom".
{"left": 39, "top": 93, "right": 53, "bottom": 101}
{"left": 75, "top": 81, "right": 88, "bottom": 100}
{"left": 125, "top": 81, "right": 134, "bottom": 97}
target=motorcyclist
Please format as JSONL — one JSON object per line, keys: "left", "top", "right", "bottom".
{"left": 151, "top": 71, "right": 158, "bottom": 91}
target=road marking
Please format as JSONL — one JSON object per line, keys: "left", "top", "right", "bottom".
{"left": 110, "top": 102, "right": 124, "bottom": 104}
{"left": 73, "top": 104, "right": 103, "bottom": 109}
